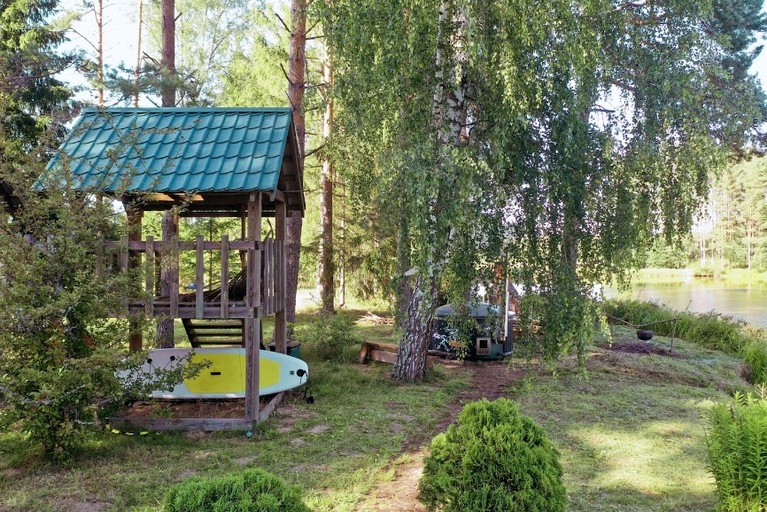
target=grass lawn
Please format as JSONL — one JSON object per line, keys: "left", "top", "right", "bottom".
{"left": 509, "top": 326, "right": 748, "bottom": 511}
{"left": 0, "top": 307, "right": 753, "bottom": 511}
{"left": 0, "top": 332, "right": 467, "bottom": 511}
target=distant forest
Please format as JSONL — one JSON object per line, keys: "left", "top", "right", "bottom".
{"left": 647, "top": 156, "right": 767, "bottom": 271}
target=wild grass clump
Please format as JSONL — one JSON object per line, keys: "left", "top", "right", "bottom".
{"left": 163, "top": 468, "right": 311, "bottom": 512}
{"left": 706, "top": 391, "right": 767, "bottom": 511}
{"left": 742, "top": 341, "right": 767, "bottom": 387}
{"left": 419, "top": 398, "right": 566, "bottom": 512}
{"left": 298, "top": 311, "right": 362, "bottom": 361}
{"left": 604, "top": 299, "right": 762, "bottom": 355}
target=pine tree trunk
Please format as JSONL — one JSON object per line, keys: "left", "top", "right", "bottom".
{"left": 160, "top": 0, "right": 175, "bottom": 107}
{"left": 134, "top": 0, "right": 143, "bottom": 107}
{"left": 96, "top": 0, "right": 104, "bottom": 106}
{"left": 318, "top": 52, "right": 334, "bottom": 314}
{"left": 286, "top": 0, "right": 306, "bottom": 333}
{"left": 156, "top": 209, "right": 177, "bottom": 348}
{"left": 155, "top": 0, "right": 176, "bottom": 347}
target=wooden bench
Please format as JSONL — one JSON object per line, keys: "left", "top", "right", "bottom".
{"left": 358, "top": 341, "right": 442, "bottom": 366}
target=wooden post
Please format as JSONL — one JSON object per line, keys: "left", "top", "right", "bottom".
{"left": 127, "top": 206, "right": 143, "bottom": 352}
{"left": 245, "top": 192, "right": 262, "bottom": 429}
{"left": 170, "top": 234, "right": 179, "bottom": 319}
{"left": 195, "top": 235, "right": 204, "bottom": 319}
{"left": 275, "top": 200, "right": 287, "bottom": 354}
{"left": 145, "top": 236, "right": 154, "bottom": 317}
{"left": 221, "top": 234, "right": 229, "bottom": 319}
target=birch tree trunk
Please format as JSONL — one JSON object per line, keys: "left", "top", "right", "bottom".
{"left": 392, "top": 2, "right": 468, "bottom": 380}
{"left": 318, "top": 50, "right": 334, "bottom": 314}
{"left": 286, "top": 0, "right": 306, "bottom": 334}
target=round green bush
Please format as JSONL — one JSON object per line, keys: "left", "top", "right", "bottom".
{"left": 419, "top": 398, "right": 566, "bottom": 512}
{"left": 163, "top": 468, "right": 311, "bottom": 512}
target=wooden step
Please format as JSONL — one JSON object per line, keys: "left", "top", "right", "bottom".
{"left": 182, "top": 319, "right": 245, "bottom": 348}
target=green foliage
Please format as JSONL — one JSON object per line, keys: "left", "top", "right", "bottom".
{"left": 706, "top": 391, "right": 767, "bottom": 511}
{"left": 743, "top": 341, "right": 767, "bottom": 387}
{"left": 298, "top": 311, "right": 362, "bottom": 361}
{"left": 645, "top": 239, "right": 691, "bottom": 269}
{"left": 0, "top": 156, "right": 187, "bottom": 458}
{"left": 604, "top": 299, "right": 764, "bottom": 355}
{"left": 163, "top": 468, "right": 311, "bottom": 512}
{"left": 318, "top": 0, "right": 764, "bottom": 373}
{"left": 419, "top": 398, "right": 566, "bottom": 512}
{"left": 0, "top": 0, "right": 73, "bottom": 157}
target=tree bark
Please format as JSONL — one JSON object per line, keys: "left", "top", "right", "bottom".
{"left": 318, "top": 50, "right": 334, "bottom": 314}
{"left": 286, "top": 0, "right": 306, "bottom": 333}
{"left": 392, "top": 273, "right": 436, "bottom": 381}
{"left": 392, "top": 2, "right": 467, "bottom": 380}
{"left": 134, "top": 0, "right": 143, "bottom": 107}
{"left": 156, "top": 209, "right": 178, "bottom": 348}
{"left": 96, "top": 0, "right": 104, "bottom": 106}
{"left": 160, "top": 0, "right": 176, "bottom": 107}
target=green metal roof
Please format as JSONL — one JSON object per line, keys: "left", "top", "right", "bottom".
{"left": 48, "top": 107, "right": 295, "bottom": 195}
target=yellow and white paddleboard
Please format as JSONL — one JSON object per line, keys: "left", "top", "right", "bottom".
{"left": 134, "top": 347, "right": 308, "bottom": 399}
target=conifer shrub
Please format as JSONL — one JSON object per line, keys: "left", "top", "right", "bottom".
{"left": 163, "top": 468, "right": 311, "bottom": 512}
{"left": 707, "top": 392, "right": 767, "bottom": 511}
{"left": 419, "top": 398, "right": 566, "bottom": 512}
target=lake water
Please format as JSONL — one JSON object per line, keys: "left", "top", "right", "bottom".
{"left": 604, "top": 279, "right": 767, "bottom": 329}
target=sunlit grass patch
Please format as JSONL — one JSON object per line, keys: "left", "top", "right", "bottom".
{"left": 509, "top": 327, "right": 748, "bottom": 511}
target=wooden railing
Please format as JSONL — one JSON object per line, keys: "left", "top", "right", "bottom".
{"left": 101, "top": 235, "right": 284, "bottom": 319}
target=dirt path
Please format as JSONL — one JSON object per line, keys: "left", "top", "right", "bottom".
{"left": 357, "top": 361, "right": 525, "bottom": 512}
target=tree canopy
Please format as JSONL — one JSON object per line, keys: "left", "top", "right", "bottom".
{"left": 318, "top": 0, "right": 767, "bottom": 376}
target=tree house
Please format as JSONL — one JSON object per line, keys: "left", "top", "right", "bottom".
{"left": 48, "top": 107, "right": 304, "bottom": 429}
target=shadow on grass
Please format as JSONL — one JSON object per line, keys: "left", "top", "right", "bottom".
{"left": 507, "top": 328, "right": 737, "bottom": 511}
{"left": 0, "top": 351, "right": 468, "bottom": 512}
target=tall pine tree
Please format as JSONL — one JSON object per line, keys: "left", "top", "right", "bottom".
{"left": 1, "top": 0, "right": 73, "bottom": 213}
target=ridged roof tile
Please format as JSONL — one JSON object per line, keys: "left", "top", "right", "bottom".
{"left": 48, "top": 107, "right": 293, "bottom": 194}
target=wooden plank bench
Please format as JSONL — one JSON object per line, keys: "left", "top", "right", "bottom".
{"left": 358, "top": 341, "right": 442, "bottom": 366}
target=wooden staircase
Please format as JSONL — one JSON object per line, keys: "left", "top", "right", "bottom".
{"left": 182, "top": 319, "right": 247, "bottom": 348}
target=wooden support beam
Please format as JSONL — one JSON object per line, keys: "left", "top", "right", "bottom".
{"left": 195, "top": 235, "right": 205, "bottom": 319}
{"left": 274, "top": 200, "right": 287, "bottom": 354}
{"left": 221, "top": 234, "right": 229, "bottom": 319}
{"left": 127, "top": 206, "right": 143, "bottom": 352}
{"left": 245, "top": 192, "right": 262, "bottom": 430}
{"left": 145, "top": 236, "right": 154, "bottom": 317}
{"left": 170, "top": 234, "right": 179, "bottom": 318}
{"left": 258, "top": 392, "right": 285, "bottom": 423}
{"left": 109, "top": 416, "right": 252, "bottom": 432}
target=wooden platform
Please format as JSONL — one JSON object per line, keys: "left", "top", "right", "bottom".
{"left": 109, "top": 392, "right": 285, "bottom": 432}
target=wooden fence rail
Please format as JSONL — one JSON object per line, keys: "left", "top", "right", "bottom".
{"left": 100, "top": 235, "right": 283, "bottom": 319}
